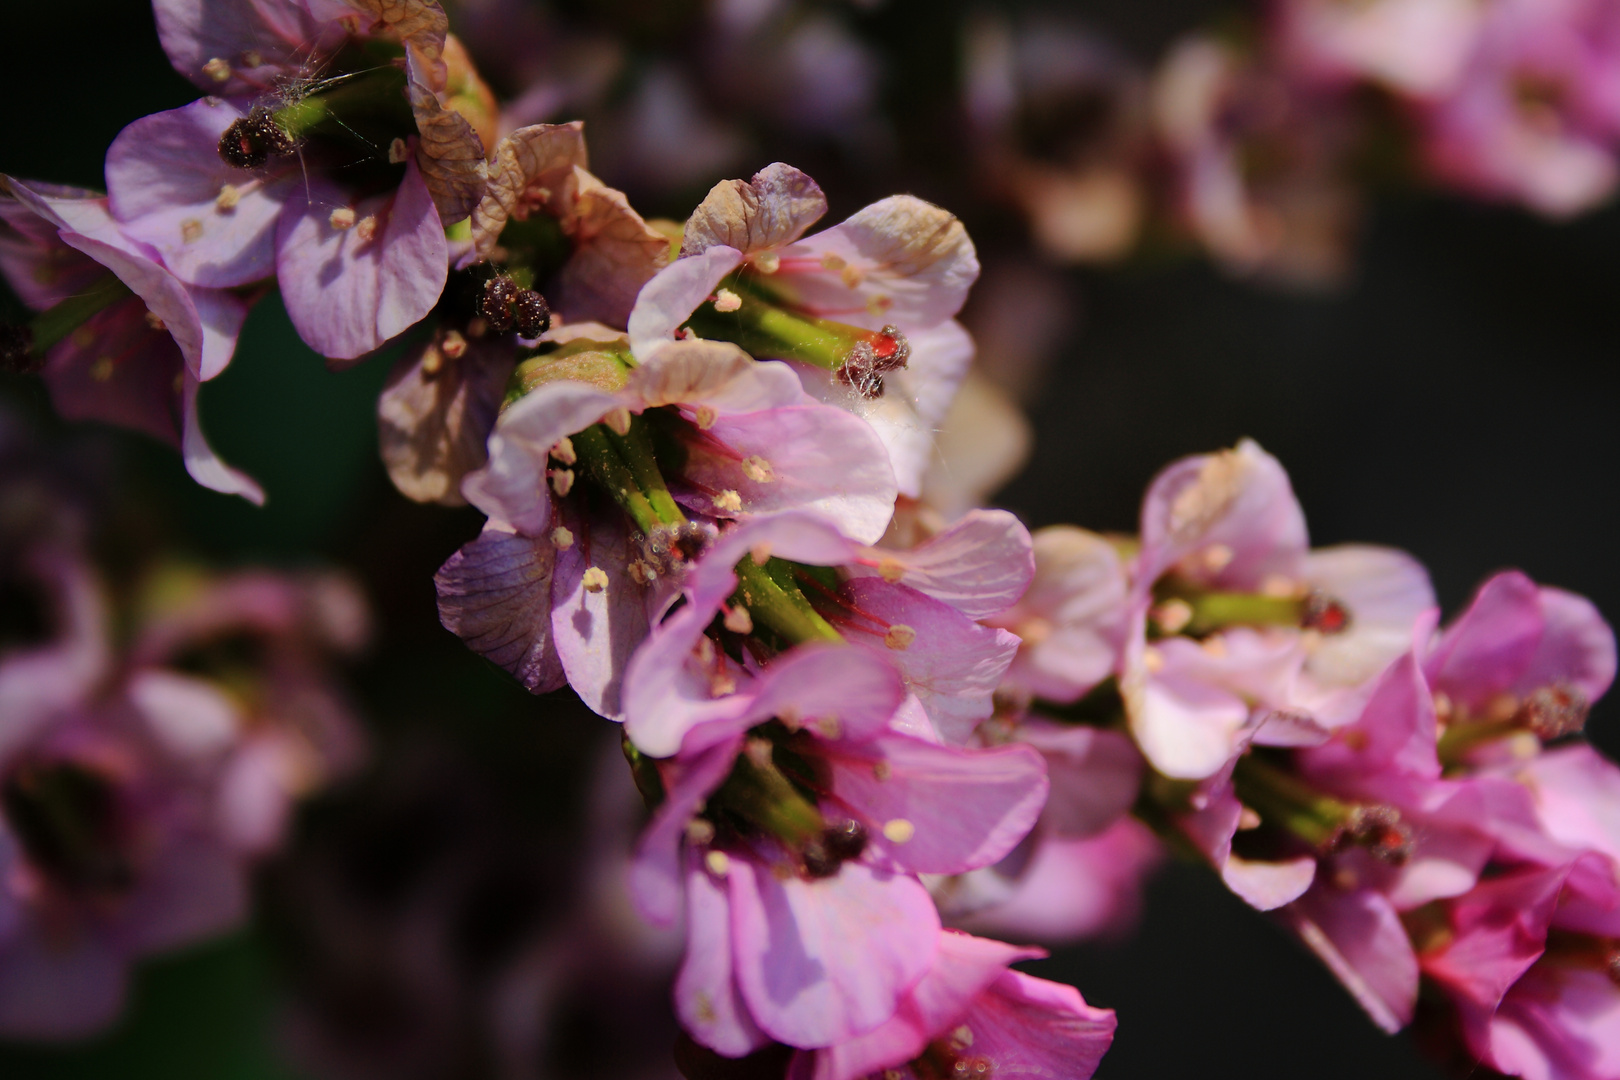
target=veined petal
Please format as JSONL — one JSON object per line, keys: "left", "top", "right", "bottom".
{"left": 1303, "top": 544, "right": 1436, "bottom": 688}
{"left": 434, "top": 523, "right": 565, "bottom": 693}
{"left": 627, "top": 245, "right": 744, "bottom": 355}
{"left": 855, "top": 509, "right": 1035, "bottom": 620}
{"left": 682, "top": 163, "right": 828, "bottom": 258}
{"left": 676, "top": 849, "right": 771, "bottom": 1057}
{"left": 1284, "top": 885, "right": 1419, "bottom": 1034}
{"left": 550, "top": 504, "right": 648, "bottom": 719}
{"left": 182, "top": 373, "right": 266, "bottom": 504}
{"left": 378, "top": 334, "right": 515, "bottom": 505}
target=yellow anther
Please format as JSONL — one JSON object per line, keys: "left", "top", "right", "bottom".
{"left": 202, "top": 57, "right": 233, "bottom": 83}
{"left": 181, "top": 218, "right": 204, "bottom": 243}
{"left": 713, "top": 489, "right": 742, "bottom": 512}
{"left": 388, "top": 138, "right": 409, "bottom": 164}
{"left": 550, "top": 436, "right": 577, "bottom": 465}
{"left": 877, "top": 558, "right": 904, "bottom": 584}
{"left": 704, "top": 850, "right": 731, "bottom": 877}
{"left": 215, "top": 183, "right": 242, "bottom": 211}
{"left": 582, "top": 566, "right": 608, "bottom": 593}
{"left": 549, "top": 469, "right": 575, "bottom": 497}
{"left": 329, "top": 207, "right": 357, "bottom": 231}
{"left": 883, "top": 624, "right": 916, "bottom": 651}
{"left": 693, "top": 404, "right": 717, "bottom": 429}
{"left": 550, "top": 526, "right": 574, "bottom": 550}
{"left": 882, "top": 819, "right": 916, "bottom": 844}
{"left": 439, "top": 330, "right": 467, "bottom": 359}
{"left": 752, "top": 251, "right": 780, "bottom": 274}
{"left": 723, "top": 605, "right": 753, "bottom": 634}
{"left": 713, "top": 288, "right": 742, "bottom": 313}
{"left": 742, "top": 455, "right": 774, "bottom": 483}
{"left": 605, "top": 407, "right": 633, "bottom": 436}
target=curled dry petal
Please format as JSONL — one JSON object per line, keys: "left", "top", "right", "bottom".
{"left": 348, "top": 0, "right": 450, "bottom": 89}
{"left": 468, "top": 122, "right": 588, "bottom": 263}
{"left": 434, "top": 523, "right": 565, "bottom": 693}
{"left": 550, "top": 169, "right": 669, "bottom": 327}
{"left": 377, "top": 333, "right": 515, "bottom": 505}
{"left": 681, "top": 162, "right": 828, "bottom": 257}
{"left": 407, "top": 69, "right": 487, "bottom": 227}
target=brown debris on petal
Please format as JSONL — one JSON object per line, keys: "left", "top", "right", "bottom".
{"left": 468, "top": 123, "right": 590, "bottom": 263}
{"left": 408, "top": 76, "right": 489, "bottom": 227}
{"left": 680, "top": 162, "right": 828, "bottom": 258}
{"left": 377, "top": 330, "right": 517, "bottom": 505}
{"left": 850, "top": 195, "right": 973, "bottom": 279}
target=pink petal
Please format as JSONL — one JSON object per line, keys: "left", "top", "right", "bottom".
{"left": 676, "top": 848, "right": 771, "bottom": 1057}
{"left": 823, "top": 734, "right": 1047, "bottom": 874}
{"left": 105, "top": 99, "right": 288, "bottom": 288}
{"left": 1130, "top": 670, "right": 1252, "bottom": 780}
{"left": 631, "top": 737, "right": 743, "bottom": 926}
{"left": 853, "top": 509, "right": 1035, "bottom": 620}
{"left": 1424, "top": 865, "right": 1567, "bottom": 1015}
{"left": 1284, "top": 885, "right": 1419, "bottom": 1034}
{"left": 949, "top": 968, "right": 1115, "bottom": 1079}
{"left": 728, "top": 856, "right": 940, "bottom": 1048}
{"left": 275, "top": 159, "right": 447, "bottom": 361}
{"left": 1300, "top": 652, "right": 1440, "bottom": 785}
{"left": 1303, "top": 544, "right": 1437, "bottom": 688}
{"left": 806, "top": 931, "right": 1039, "bottom": 1080}
{"left": 1221, "top": 853, "right": 1317, "bottom": 911}
{"left": 42, "top": 301, "right": 184, "bottom": 446}
{"left": 840, "top": 577, "right": 1020, "bottom": 744}
{"left": 434, "top": 523, "right": 566, "bottom": 693}
{"left": 152, "top": 0, "right": 342, "bottom": 93}
{"left": 996, "top": 526, "right": 1128, "bottom": 704}
{"left": 1526, "top": 586, "right": 1616, "bottom": 704}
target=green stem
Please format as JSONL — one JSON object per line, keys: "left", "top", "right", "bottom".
{"left": 1436, "top": 717, "right": 1521, "bottom": 766}
{"left": 1230, "top": 755, "right": 1351, "bottom": 848}
{"left": 734, "top": 558, "right": 842, "bottom": 645}
{"left": 1182, "top": 592, "right": 1304, "bottom": 635}
{"left": 572, "top": 424, "right": 664, "bottom": 535}
{"left": 30, "top": 275, "right": 132, "bottom": 352}
{"left": 713, "top": 747, "right": 825, "bottom": 847}
{"left": 603, "top": 416, "right": 685, "bottom": 526}
{"left": 684, "top": 277, "right": 872, "bottom": 372}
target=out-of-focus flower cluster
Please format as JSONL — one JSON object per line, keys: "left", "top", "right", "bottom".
{"left": 3, "top": 1, "right": 1619, "bottom": 1078}
{"left": 0, "top": 414, "right": 366, "bottom": 1037}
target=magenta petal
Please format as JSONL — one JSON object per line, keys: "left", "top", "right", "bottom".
{"left": 631, "top": 738, "right": 743, "bottom": 926}
{"left": 434, "top": 523, "right": 565, "bottom": 694}
{"left": 809, "top": 931, "right": 1040, "bottom": 1080}
{"left": 1285, "top": 885, "right": 1419, "bottom": 1033}
{"left": 1424, "top": 865, "right": 1567, "bottom": 1015}
{"left": 740, "top": 645, "right": 907, "bottom": 745}
{"left": 622, "top": 598, "right": 754, "bottom": 757}
{"left": 1300, "top": 652, "right": 1440, "bottom": 785}
{"left": 550, "top": 506, "right": 649, "bottom": 719}
{"left": 950, "top": 969, "right": 1116, "bottom": 1079}
{"left": 824, "top": 734, "right": 1047, "bottom": 874}
{"left": 1526, "top": 586, "right": 1617, "bottom": 703}
{"left": 105, "top": 99, "right": 287, "bottom": 288}
{"left": 182, "top": 374, "right": 266, "bottom": 503}
{"left": 1425, "top": 570, "right": 1544, "bottom": 706}
{"left": 729, "top": 857, "right": 940, "bottom": 1048}
{"left": 676, "top": 849, "right": 771, "bottom": 1057}
{"left": 276, "top": 159, "right": 447, "bottom": 360}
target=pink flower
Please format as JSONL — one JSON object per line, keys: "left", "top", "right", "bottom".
{"left": 627, "top": 163, "right": 981, "bottom": 497}
{"left": 1418, "top": 0, "right": 1620, "bottom": 217}
{"left": 0, "top": 177, "right": 261, "bottom": 503}
{"left": 105, "top": 0, "right": 492, "bottom": 359}
{"left": 627, "top": 647, "right": 1048, "bottom": 1055}
{"left": 1122, "top": 439, "right": 1434, "bottom": 780}
{"left": 619, "top": 511, "right": 1030, "bottom": 755}
{"left": 785, "top": 929, "right": 1116, "bottom": 1080}
{"left": 436, "top": 336, "right": 900, "bottom": 717}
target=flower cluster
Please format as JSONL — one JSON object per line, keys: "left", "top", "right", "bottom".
{"left": 4, "top": 2, "right": 1619, "bottom": 1078}
{"left": 0, "top": 430, "right": 365, "bottom": 1036}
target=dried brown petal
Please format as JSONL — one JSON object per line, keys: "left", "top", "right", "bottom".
{"left": 409, "top": 76, "right": 489, "bottom": 226}
{"left": 377, "top": 331, "right": 516, "bottom": 505}
{"left": 680, "top": 162, "right": 827, "bottom": 257}
{"left": 346, "top": 0, "right": 450, "bottom": 89}
{"left": 468, "top": 122, "right": 590, "bottom": 263}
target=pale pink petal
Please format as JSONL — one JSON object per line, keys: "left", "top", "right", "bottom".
{"left": 677, "top": 849, "right": 771, "bottom": 1057}
{"left": 275, "top": 159, "right": 447, "bottom": 361}
{"left": 182, "top": 372, "right": 266, "bottom": 503}
{"left": 434, "top": 523, "right": 566, "bottom": 693}
{"left": 152, "top": 0, "right": 341, "bottom": 93}
{"left": 1284, "top": 885, "right": 1419, "bottom": 1034}
{"left": 1425, "top": 570, "right": 1544, "bottom": 707}
{"left": 1131, "top": 670, "right": 1251, "bottom": 780}
{"left": 739, "top": 645, "right": 908, "bottom": 747}
{"left": 1222, "top": 853, "right": 1317, "bottom": 911}
{"left": 461, "top": 381, "right": 622, "bottom": 534}
{"left": 1303, "top": 544, "right": 1437, "bottom": 688}
{"left": 127, "top": 669, "right": 241, "bottom": 759}
{"left": 1490, "top": 966, "right": 1620, "bottom": 1080}
{"left": 1136, "top": 438, "right": 1308, "bottom": 592}
{"left": 995, "top": 525, "right": 1128, "bottom": 704}
{"left": 116, "top": 835, "right": 249, "bottom": 955}
{"left": 853, "top": 509, "right": 1035, "bottom": 620}
{"left": 823, "top": 734, "right": 1047, "bottom": 874}
{"left": 551, "top": 504, "right": 649, "bottom": 719}
{"left": 1526, "top": 586, "right": 1617, "bottom": 703}
{"left": 729, "top": 857, "right": 940, "bottom": 1048}
{"left": 105, "top": 99, "right": 288, "bottom": 288}
{"left": 627, "top": 245, "right": 744, "bottom": 355}
{"left": 776, "top": 197, "right": 979, "bottom": 330}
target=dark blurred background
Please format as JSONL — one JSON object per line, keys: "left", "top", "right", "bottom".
{"left": 3, "top": 0, "right": 1618, "bottom": 1077}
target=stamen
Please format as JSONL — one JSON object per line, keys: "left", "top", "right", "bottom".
{"left": 548, "top": 468, "right": 574, "bottom": 497}
{"left": 1519, "top": 682, "right": 1589, "bottom": 740}
{"left": 882, "top": 818, "right": 916, "bottom": 844}
{"left": 712, "top": 288, "right": 742, "bottom": 313}
{"left": 581, "top": 567, "right": 608, "bottom": 593}
{"left": 742, "top": 456, "right": 775, "bottom": 483}
{"left": 203, "top": 57, "right": 233, "bottom": 83}
{"left": 214, "top": 183, "right": 242, "bottom": 212}
{"left": 884, "top": 624, "right": 916, "bottom": 650}
{"left": 440, "top": 330, "right": 467, "bottom": 360}
{"left": 549, "top": 527, "right": 574, "bottom": 550}
{"left": 329, "top": 207, "right": 357, "bottom": 230}
{"left": 388, "top": 137, "right": 409, "bottom": 164}
{"left": 550, "top": 436, "right": 576, "bottom": 465}
{"left": 723, "top": 605, "right": 753, "bottom": 634}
